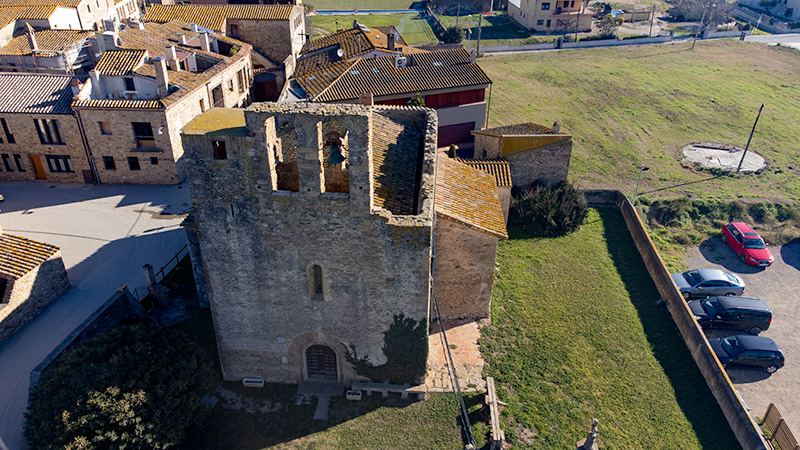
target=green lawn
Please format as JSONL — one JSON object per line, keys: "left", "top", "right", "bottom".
{"left": 306, "top": 0, "right": 414, "bottom": 11}
{"left": 309, "top": 13, "right": 438, "bottom": 45}
{"left": 479, "top": 40, "right": 800, "bottom": 201}
{"left": 480, "top": 208, "right": 740, "bottom": 449}
{"left": 437, "top": 13, "right": 561, "bottom": 47}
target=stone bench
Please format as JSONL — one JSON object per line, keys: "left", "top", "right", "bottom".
{"left": 350, "top": 380, "right": 428, "bottom": 400}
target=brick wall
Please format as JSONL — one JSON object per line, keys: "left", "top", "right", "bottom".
{"left": 0, "top": 252, "right": 70, "bottom": 346}
{"left": 433, "top": 216, "right": 498, "bottom": 319}
{"left": 504, "top": 139, "right": 571, "bottom": 188}
{"left": 0, "top": 113, "right": 90, "bottom": 183}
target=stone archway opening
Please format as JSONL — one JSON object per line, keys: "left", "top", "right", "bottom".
{"left": 305, "top": 344, "right": 337, "bottom": 380}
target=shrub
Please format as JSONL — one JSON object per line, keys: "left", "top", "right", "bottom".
{"left": 749, "top": 202, "right": 777, "bottom": 223}
{"left": 407, "top": 92, "right": 425, "bottom": 107}
{"left": 25, "top": 323, "right": 215, "bottom": 450}
{"left": 442, "top": 26, "right": 463, "bottom": 43}
{"left": 509, "top": 181, "right": 587, "bottom": 237}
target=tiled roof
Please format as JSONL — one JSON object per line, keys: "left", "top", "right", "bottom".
{"left": 73, "top": 21, "right": 251, "bottom": 110}
{"left": 94, "top": 49, "right": 147, "bottom": 75}
{"left": 296, "top": 48, "right": 492, "bottom": 103}
{"left": 0, "top": 233, "right": 60, "bottom": 279}
{"left": 372, "top": 112, "right": 421, "bottom": 215}
{"left": 142, "top": 4, "right": 295, "bottom": 31}
{"left": 455, "top": 158, "right": 511, "bottom": 187}
{"left": 472, "top": 122, "right": 564, "bottom": 137}
{"left": 0, "top": 6, "right": 57, "bottom": 28}
{"left": 0, "top": 29, "right": 90, "bottom": 56}
{"left": 302, "top": 26, "right": 417, "bottom": 58}
{"left": 435, "top": 156, "right": 507, "bottom": 238}
{"left": 0, "top": 73, "right": 73, "bottom": 114}
{"left": 0, "top": 0, "right": 80, "bottom": 7}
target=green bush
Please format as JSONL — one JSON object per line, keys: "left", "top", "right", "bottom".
{"left": 749, "top": 202, "right": 777, "bottom": 223}
{"left": 442, "top": 26, "right": 463, "bottom": 44}
{"left": 509, "top": 181, "right": 588, "bottom": 237}
{"left": 25, "top": 323, "right": 215, "bottom": 450}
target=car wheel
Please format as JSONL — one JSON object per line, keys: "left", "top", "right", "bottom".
{"left": 682, "top": 291, "right": 691, "bottom": 300}
{"left": 765, "top": 365, "right": 779, "bottom": 374}
{"left": 740, "top": 253, "right": 747, "bottom": 264}
{"left": 749, "top": 326, "right": 762, "bottom": 335}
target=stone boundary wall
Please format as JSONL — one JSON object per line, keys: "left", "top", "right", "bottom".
{"left": 29, "top": 286, "right": 148, "bottom": 389}
{"left": 582, "top": 189, "right": 769, "bottom": 450}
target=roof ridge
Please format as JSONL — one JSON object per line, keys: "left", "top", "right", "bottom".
{"left": 312, "top": 58, "right": 360, "bottom": 101}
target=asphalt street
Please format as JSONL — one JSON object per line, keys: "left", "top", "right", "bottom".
{"left": 0, "top": 182, "right": 191, "bottom": 450}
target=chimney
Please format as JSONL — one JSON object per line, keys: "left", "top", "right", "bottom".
{"left": 353, "top": 19, "right": 359, "bottom": 29}
{"left": 387, "top": 32, "right": 395, "bottom": 51}
{"left": 178, "top": 33, "right": 186, "bottom": 45}
{"left": 98, "top": 31, "right": 118, "bottom": 54}
{"left": 165, "top": 45, "right": 179, "bottom": 71}
{"left": 70, "top": 78, "right": 81, "bottom": 96}
{"left": 89, "top": 71, "right": 103, "bottom": 98}
{"left": 25, "top": 23, "right": 37, "bottom": 52}
{"left": 359, "top": 92, "right": 373, "bottom": 106}
{"left": 190, "top": 23, "right": 198, "bottom": 33}
{"left": 153, "top": 56, "right": 170, "bottom": 98}
{"left": 129, "top": 20, "right": 144, "bottom": 30}
{"left": 200, "top": 32, "right": 210, "bottom": 52}
{"left": 552, "top": 120, "right": 562, "bottom": 134}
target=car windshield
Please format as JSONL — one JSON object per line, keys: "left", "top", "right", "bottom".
{"left": 683, "top": 270, "right": 703, "bottom": 285}
{"left": 720, "top": 336, "right": 743, "bottom": 356}
{"left": 744, "top": 238, "right": 766, "bottom": 249}
{"left": 702, "top": 298, "right": 722, "bottom": 315}
{"left": 724, "top": 273, "right": 739, "bottom": 283}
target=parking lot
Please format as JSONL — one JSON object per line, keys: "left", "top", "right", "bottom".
{"left": 684, "top": 237, "right": 800, "bottom": 432}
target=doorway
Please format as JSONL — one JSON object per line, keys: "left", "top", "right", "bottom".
{"left": 28, "top": 155, "right": 46, "bottom": 180}
{"left": 305, "top": 345, "right": 337, "bottom": 380}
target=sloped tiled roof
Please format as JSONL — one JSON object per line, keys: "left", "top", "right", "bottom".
{"left": 0, "top": 0, "right": 80, "bottom": 7}
{"left": 0, "top": 74, "right": 73, "bottom": 114}
{"left": 302, "top": 25, "right": 416, "bottom": 58}
{"left": 296, "top": 48, "right": 491, "bottom": 103}
{"left": 435, "top": 156, "right": 507, "bottom": 238}
{"left": 142, "top": 4, "right": 295, "bottom": 31}
{"left": 0, "top": 29, "right": 90, "bottom": 56}
{"left": 0, "top": 6, "right": 57, "bottom": 28}
{"left": 94, "top": 49, "right": 147, "bottom": 75}
{"left": 472, "top": 122, "right": 563, "bottom": 137}
{"left": 455, "top": 158, "right": 511, "bottom": 187}
{"left": 372, "top": 112, "right": 421, "bottom": 215}
{"left": 0, "top": 233, "right": 60, "bottom": 279}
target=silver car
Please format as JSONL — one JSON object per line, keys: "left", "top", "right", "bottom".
{"left": 671, "top": 269, "right": 745, "bottom": 299}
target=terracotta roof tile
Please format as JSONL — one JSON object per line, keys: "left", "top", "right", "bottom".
{"left": 0, "top": 0, "right": 80, "bottom": 7}
{"left": 94, "top": 49, "right": 146, "bottom": 75}
{"left": 0, "top": 6, "right": 57, "bottom": 28}
{"left": 296, "top": 48, "right": 491, "bottom": 102}
{"left": 0, "top": 233, "right": 60, "bottom": 279}
{"left": 372, "top": 112, "right": 421, "bottom": 215}
{"left": 435, "top": 156, "right": 507, "bottom": 238}
{"left": 0, "top": 29, "right": 90, "bottom": 56}
{"left": 0, "top": 73, "right": 74, "bottom": 114}
{"left": 472, "top": 122, "right": 564, "bottom": 137}
{"left": 455, "top": 158, "right": 511, "bottom": 187}
{"left": 142, "top": 4, "right": 295, "bottom": 31}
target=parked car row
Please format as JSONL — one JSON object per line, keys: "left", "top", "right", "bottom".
{"left": 671, "top": 223, "right": 784, "bottom": 373}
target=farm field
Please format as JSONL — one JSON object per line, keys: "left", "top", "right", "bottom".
{"left": 309, "top": 13, "right": 438, "bottom": 44}
{"left": 479, "top": 40, "right": 800, "bottom": 201}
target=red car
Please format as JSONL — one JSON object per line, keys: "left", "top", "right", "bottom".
{"left": 722, "top": 222, "right": 774, "bottom": 267}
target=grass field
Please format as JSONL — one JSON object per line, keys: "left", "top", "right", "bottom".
{"left": 481, "top": 208, "right": 740, "bottom": 449}
{"left": 305, "top": 0, "right": 414, "bottom": 11}
{"left": 309, "top": 13, "right": 438, "bottom": 44}
{"left": 479, "top": 40, "right": 800, "bottom": 202}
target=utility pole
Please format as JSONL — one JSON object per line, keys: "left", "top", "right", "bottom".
{"left": 649, "top": 3, "right": 656, "bottom": 37}
{"left": 456, "top": 2, "right": 460, "bottom": 28}
{"left": 737, "top": 104, "right": 765, "bottom": 173}
{"left": 476, "top": 13, "right": 482, "bottom": 55}
{"left": 692, "top": 3, "right": 713, "bottom": 49}
{"left": 632, "top": 164, "right": 650, "bottom": 207}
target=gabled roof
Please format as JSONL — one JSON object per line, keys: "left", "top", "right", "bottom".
{"left": 435, "top": 156, "right": 507, "bottom": 239}
{"left": 0, "top": 29, "right": 90, "bottom": 56}
{"left": 142, "top": 4, "right": 295, "bottom": 31}
{"left": 0, "top": 0, "right": 80, "bottom": 7}
{"left": 0, "top": 233, "right": 60, "bottom": 279}
{"left": 0, "top": 6, "right": 58, "bottom": 29}
{"left": 455, "top": 158, "right": 512, "bottom": 187}
{"left": 0, "top": 73, "right": 74, "bottom": 114}
{"left": 94, "top": 49, "right": 147, "bottom": 75}
{"left": 296, "top": 48, "right": 491, "bottom": 103}
{"left": 372, "top": 111, "right": 423, "bottom": 215}
{"left": 472, "top": 122, "right": 564, "bottom": 137}
{"left": 302, "top": 25, "right": 416, "bottom": 58}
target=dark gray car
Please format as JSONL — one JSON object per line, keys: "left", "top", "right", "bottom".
{"left": 671, "top": 269, "right": 745, "bottom": 299}
{"left": 688, "top": 296, "right": 772, "bottom": 335}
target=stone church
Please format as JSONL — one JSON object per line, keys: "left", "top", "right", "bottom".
{"left": 181, "top": 102, "right": 506, "bottom": 385}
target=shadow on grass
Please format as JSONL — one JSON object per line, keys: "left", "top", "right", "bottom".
{"left": 464, "top": 15, "right": 531, "bottom": 40}
{"left": 598, "top": 208, "right": 740, "bottom": 450}
{"left": 642, "top": 175, "right": 720, "bottom": 195}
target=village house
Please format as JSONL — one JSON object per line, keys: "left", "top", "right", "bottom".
{"left": 507, "top": 0, "right": 592, "bottom": 32}
{"left": 142, "top": 4, "right": 305, "bottom": 100}
{"left": 72, "top": 20, "right": 253, "bottom": 184}
{"left": 0, "top": 0, "right": 138, "bottom": 33}
{"left": 281, "top": 25, "right": 492, "bottom": 147}
{"left": 0, "top": 27, "right": 93, "bottom": 74}
{"left": 181, "top": 102, "right": 506, "bottom": 385}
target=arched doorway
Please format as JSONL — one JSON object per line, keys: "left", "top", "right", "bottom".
{"left": 305, "top": 344, "right": 337, "bottom": 380}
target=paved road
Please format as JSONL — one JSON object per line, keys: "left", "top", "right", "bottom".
{"left": 0, "top": 182, "right": 191, "bottom": 450}
{"left": 684, "top": 238, "right": 800, "bottom": 432}
{"left": 745, "top": 33, "right": 800, "bottom": 50}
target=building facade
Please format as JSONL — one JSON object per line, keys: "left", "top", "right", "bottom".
{"left": 508, "top": 0, "right": 592, "bottom": 32}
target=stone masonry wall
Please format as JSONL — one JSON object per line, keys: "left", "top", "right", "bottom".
{"left": 182, "top": 103, "right": 437, "bottom": 384}
{"left": 473, "top": 133, "right": 502, "bottom": 159}
{"left": 0, "top": 252, "right": 70, "bottom": 346}
{"left": 433, "top": 217, "right": 498, "bottom": 320}
{"left": 505, "top": 139, "right": 571, "bottom": 188}
{"left": 0, "top": 113, "right": 90, "bottom": 183}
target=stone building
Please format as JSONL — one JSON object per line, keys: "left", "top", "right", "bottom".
{"left": 0, "top": 226, "right": 70, "bottom": 345}
{"left": 72, "top": 20, "right": 253, "bottom": 184}
{"left": 0, "top": 0, "right": 137, "bottom": 33}
{"left": 0, "top": 73, "right": 92, "bottom": 183}
{"left": 472, "top": 122, "right": 572, "bottom": 188}
{"left": 0, "top": 27, "right": 93, "bottom": 74}
{"left": 181, "top": 102, "right": 506, "bottom": 385}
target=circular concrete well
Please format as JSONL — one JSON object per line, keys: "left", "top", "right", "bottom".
{"left": 682, "top": 143, "right": 766, "bottom": 173}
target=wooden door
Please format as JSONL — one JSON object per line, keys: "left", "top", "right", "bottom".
{"left": 306, "top": 345, "right": 337, "bottom": 380}
{"left": 29, "top": 155, "right": 46, "bottom": 180}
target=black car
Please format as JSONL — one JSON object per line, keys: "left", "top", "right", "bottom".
{"left": 709, "top": 335, "right": 785, "bottom": 373}
{"left": 688, "top": 296, "right": 772, "bottom": 335}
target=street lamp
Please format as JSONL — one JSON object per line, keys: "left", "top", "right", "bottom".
{"left": 632, "top": 164, "right": 650, "bottom": 207}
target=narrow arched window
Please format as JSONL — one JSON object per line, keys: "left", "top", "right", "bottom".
{"left": 312, "top": 265, "right": 323, "bottom": 295}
